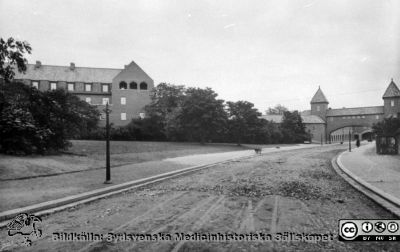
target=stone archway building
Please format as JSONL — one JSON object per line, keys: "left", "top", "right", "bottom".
{"left": 308, "top": 79, "right": 400, "bottom": 143}
{"left": 262, "top": 79, "right": 400, "bottom": 143}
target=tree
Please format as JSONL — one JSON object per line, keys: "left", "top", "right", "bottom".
{"left": 0, "top": 37, "right": 32, "bottom": 83}
{"left": 266, "top": 104, "right": 288, "bottom": 115}
{"left": 145, "top": 82, "right": 185, "bottom": 118}
{"left": 280, "top": 110, "right": 308, "bottom": 143}
{"left": 0, "top": 104, "right": 53, "bottom": 154}
{"left": 373, "top": 117, "right": 400, "bottom": 136}
{"left": 0, "top": 81, "right": 99, "bottom": 154}
{"left": 226, "top": 101, "right": 262, "bottom": 145}
{"left": 144, "top": 83, "right": 186, "bottom": 138}
{"left": 45, "top": 89, "right": 100, "bottom": 140}
{"left": 178, "top": 87, "right": 228, "bottom": 143}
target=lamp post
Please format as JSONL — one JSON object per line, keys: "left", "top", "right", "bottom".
{"left": 104, "top": 103, "right": 112, "bottom": 184}
{"left": 348, "top": 129, "right": 351, "bottom": 152}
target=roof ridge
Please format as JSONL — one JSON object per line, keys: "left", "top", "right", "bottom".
{"left": 329, "top": 105, "right": 384, "bottom": 111}
{"left": 27, "top": 63, "right": 122, "bottom": 71}
{"left": 119, "top": 60, "right": 153, "bottom": 82}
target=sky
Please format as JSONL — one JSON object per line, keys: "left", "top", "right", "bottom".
{"left": 1, "top": 0, "right": 399, "bottom": 113}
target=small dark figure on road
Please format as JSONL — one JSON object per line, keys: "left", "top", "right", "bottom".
{"left": 356, "top": 139, "right": 360, "bottom": 148}
{"left": 254, "top": 148, "right": 262, "bottom": 154}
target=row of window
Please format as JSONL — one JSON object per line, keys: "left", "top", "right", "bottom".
{"left": 31, "top": 81, "right": 110, "bottom": 92}
{"left": 31, "top": 81, "right": 150, "bottom": 92}
{"left": 317, "top": 101, "right": 395, "bottom": 113}
{"left": 99, "top": 112, "right": 145, "bottom": 121}
{"left": 119, "top": 81, "right": 148, "bottom": 90}
{"left": 341, "top": 115, "right": 368, "bottom": 119}
{"left": 329, "top": 115, "right": 380, "bottom": 121}
{"left": 85, "top": 97, "right": 110, "bottom": 105}
{"left": 85, "top": 97, "right": 128, "bottom": 105}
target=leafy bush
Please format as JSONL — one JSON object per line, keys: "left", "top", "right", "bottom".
{"left": 0, "top": 105, "right": 53, "bottom": 154}
{"left": 373, "top": 117, "right": 400, "bottom": 136}
{"left": 0, "top": 81, "right": 99, "bottom": 154}
{"left": 79, "top": 83, "right": 309, "bottom": 145}
{"left": 280, "top": 111, "right": 309, "bottom": 143}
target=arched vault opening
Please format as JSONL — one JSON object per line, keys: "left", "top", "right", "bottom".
{"left": 329, "top": 126, "right": 373, "bottom": 143}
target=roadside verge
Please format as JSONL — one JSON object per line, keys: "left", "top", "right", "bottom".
{"left": 332, "top": 150, "right": 400, "bottom": 218}
{"left": 0, "top": 153, "right": 257, "bottom": 227}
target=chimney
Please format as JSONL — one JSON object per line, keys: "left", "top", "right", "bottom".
{"left": 70, "top": 62, "right": 75, "bottom": 70}
{"left": 35, "top": 61, "right": 41, "bottom": 69}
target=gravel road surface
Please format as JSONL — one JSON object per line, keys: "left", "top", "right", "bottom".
{"left": 1, "top": 145, "right": 398, "bottom": 252}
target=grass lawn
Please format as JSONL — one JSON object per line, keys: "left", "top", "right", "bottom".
{"left": 0, "top": 140, "right": 260, "bottom": 180}
{"left": 0, "top": 141, "right": 302, "bottom": 211}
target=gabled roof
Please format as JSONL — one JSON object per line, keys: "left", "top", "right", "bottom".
{"left": 310, "top": 87, "right": 329, "bottom": 103}
{"left": 383, "top": 79, "right": 400, "bottom": 98}
{"left": 120, "top": 61, "right": 153, "bottom": 82}
{"left": 326, "top": 106, "right": 384, "bottom": 116}
{"left": 259, "top": 114, "right": 325, "bottom": 124}
{"left": 14, "top": 64, "right": 122, "bottom": 83}
{"left": 301, "top": 115, "right": 326, "bottom": 124}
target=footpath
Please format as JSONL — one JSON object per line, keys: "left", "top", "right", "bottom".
{"left": 338, "top": 142, "right": 400, "bottom": 210}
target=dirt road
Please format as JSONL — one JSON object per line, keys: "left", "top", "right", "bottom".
{"left": 1, "top": 145, "right": 398, "bottom": 251}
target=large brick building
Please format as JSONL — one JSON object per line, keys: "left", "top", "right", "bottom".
{"left": 8, "top": 61, "right": 400, "bottom": 142}
{"left": 12, "top": 61, "right": 154, "bottom": 126}
{"left": 262, "top": 79, "right": 400, "bottom": 143}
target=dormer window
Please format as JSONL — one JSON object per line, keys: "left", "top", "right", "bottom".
{"left": 67, "top": 83, "right": 75, "bottom": 91}
{"left": 391, "top": 100, "right": 395, "bottom": 107}
{"left": 119, "top": 81, "right": 127, "bottom": 90}
{"left": 102, "top": 84, "right": 109, "bottom": 92}
{"left": 50, "top": 82, "right": 57, "bottom": 90}
{"left": 32, "top": 81, "right": 39, "bottom": 89}
{"left": 317, "top": 105, "right": 320, "bottom": 112}
{"left": 85, "top": 83, "right": 92, "bottom": 92}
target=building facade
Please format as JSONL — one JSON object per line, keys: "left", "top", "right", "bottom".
{"left": 13, "top": 61, "right": 154, "bottom": 126}
{"left": 262, "top": 79, "right": 400, "bottom": 143}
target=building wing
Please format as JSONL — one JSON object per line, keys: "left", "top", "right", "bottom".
{"left": 14, "top": 64, "right": 122, "bottom": 83}
{"left": 260, "top": 114, "right": 325, "bottom": 124}
{"left": 301, "top": 115, "right": 325, "bottom": 124}
{"left": 326, "top": 106, "right": 384, "bottom": 116}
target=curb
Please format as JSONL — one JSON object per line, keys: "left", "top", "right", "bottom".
{"left": 332, "top": 151, "right": 400, "bottom": 217}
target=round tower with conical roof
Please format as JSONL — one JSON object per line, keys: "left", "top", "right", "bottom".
{"left": 383, "top": 79, "right": 400, "bottom": 118}
{"left": 310, "top": 86, "right": 329, "bottom": 121}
